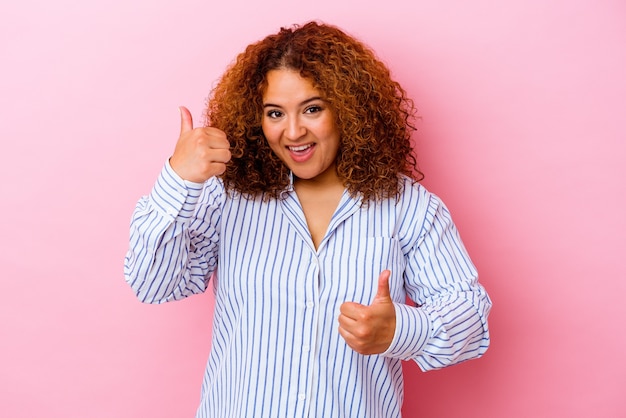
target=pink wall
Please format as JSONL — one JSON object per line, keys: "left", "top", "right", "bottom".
{"left": 1, "top": 1, "right": 624, "bottom": 417}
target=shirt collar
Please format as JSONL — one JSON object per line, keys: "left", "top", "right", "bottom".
{"left": 279, "top": 171, "right": 295, "bottom": 198}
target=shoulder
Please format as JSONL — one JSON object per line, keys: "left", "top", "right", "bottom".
{"left": 393, "top": 175, "right": 451, "bottom": 243}
{"left": 396, "top": 174, "right": 436, "bottom": 208}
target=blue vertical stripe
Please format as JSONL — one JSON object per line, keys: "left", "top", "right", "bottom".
{"left": 124, "top": 161, "right": 491, "bottom": 418}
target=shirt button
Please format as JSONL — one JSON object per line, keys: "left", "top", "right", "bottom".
{"left": 306, "top": 301, "right": 314, "bottom": 309}
{"left": 303, "top": 345, "right": 310, "bottom": 352}
{"left": 298, "top": 394, "right": 306, "bottom": 401}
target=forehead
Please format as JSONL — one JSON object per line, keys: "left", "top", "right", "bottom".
{"left": 262, "top": 69, "right": 321, "bottom": 104}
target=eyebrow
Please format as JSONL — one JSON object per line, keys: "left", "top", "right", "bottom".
{"left": 263, "top": 96, "right": 323, "bottom": 108}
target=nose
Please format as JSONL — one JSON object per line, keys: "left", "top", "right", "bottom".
{"left": 285, "top": 115, "right": 306, "bottom": 140}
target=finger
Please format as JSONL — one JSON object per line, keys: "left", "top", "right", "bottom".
{"left": 203, "top": 128, "right": 231, "bottom": 150}
{"left": 338, "top": 324, "right": 356, "bottom": 343}
{"left": 339, "top": 301, "right": 365, "bottom": 320}
{"left": 338, "top": 319, "right": 383, "bottom": 355}
{"left": 210, "top": 148, "right": 232, "bottom": 164}
{"left": 337, "top": 310, "right": 357, "bottom": 329}
{"left": 179, "top": 106, "right": 193, "bottom": 134}
{"left": 372, "top": 270, "right": 392, "bottom": 304}
{"left": 209, "top": 162, "right": 228, "bottom": 176}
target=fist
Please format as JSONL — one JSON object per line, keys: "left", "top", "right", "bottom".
{"left": 338, "top": 270, "right": 396, "bottom": 355}
{"left": 169, "top": 106, "right": 231, "bottom": 183}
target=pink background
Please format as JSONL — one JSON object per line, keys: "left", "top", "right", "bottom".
{"left": 1, "top": 0, "right": 625, "bottom": 417}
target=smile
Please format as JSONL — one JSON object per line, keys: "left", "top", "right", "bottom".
{"left": 286, "top": 143, "right": 316, "bottom": 163}
{"left": 288, "top": 144, "right": 314, "bottom": 152}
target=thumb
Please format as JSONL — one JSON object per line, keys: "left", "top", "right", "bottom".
{"left": 179, "top": 106, "right": 193, "bottom": 134}
{"left": 372, "top": 270, "right": 392, "bottom": 304}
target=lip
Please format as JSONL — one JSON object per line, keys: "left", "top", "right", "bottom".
{"left": 287, "top": 143, "right": 316, "bottom": 163}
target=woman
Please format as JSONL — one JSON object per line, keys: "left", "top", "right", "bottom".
{"left": 125, "top": 21, "right": 491, "bottom": 418}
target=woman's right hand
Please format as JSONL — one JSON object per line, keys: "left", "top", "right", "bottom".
{"left": 169, "top": 106, "right": 232, "bottom": 183}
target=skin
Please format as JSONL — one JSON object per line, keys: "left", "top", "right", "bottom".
{"left": 170, "top": 107, "right": 231, "bottom": 184}
{"left": 338, "top": 269, "right": 396, "bottom": 355}
{"left": 261, "top": 69, "right": 344, "bottom": 250}
{"left": 261, "top": 69, "right": 342, "bottom": 186}
{"left": 169, "top": 69, "right": 396, "bottom": 355}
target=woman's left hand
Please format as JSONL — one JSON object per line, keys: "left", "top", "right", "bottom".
{"left": 338, "top": 270, "right": 396, "bottom": 355}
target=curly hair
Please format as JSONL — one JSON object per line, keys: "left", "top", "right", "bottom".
{"left": 205, "top": 21, "right": 423, "bottom": 201}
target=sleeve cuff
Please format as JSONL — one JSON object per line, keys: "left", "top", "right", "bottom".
{"left": 148, "top": 160, "right": 205, "bottom": 220}
{"left": 381, "top": 303, "right": 432, "bottom": 360}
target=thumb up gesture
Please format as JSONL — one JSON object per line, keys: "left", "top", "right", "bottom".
{"left": 338, "top": 270, "right": 396, "bottom": 355}
{"left": 169, "top": 106, "right": 231, "bottom": 183}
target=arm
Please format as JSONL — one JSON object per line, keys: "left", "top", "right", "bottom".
{"left": 384, "top": 193, "right": 492, "bottom": 370}
{"left": 124, "top": 106, "right": 231, "bottom": 304}
{"left": 123, "top": 162, "right": 224, "bottom": 303}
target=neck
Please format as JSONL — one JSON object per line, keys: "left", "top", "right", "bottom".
{"left": 293, "top": 166, "right": 343, "bottom": 192}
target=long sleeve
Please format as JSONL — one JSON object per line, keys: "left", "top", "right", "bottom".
{"left": 383, "top": 189, "right": 492, "bottom": 370}
{"left": 123, "top": 161, "right": 224, "bottom": 304}
{"left": 123, "top": 170, "right": 491, "bottom": 417}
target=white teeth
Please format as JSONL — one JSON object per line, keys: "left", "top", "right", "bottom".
{"left": 289, "top": 144, "right": 313, "bottom": 152}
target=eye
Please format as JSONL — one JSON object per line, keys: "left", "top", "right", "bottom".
{"left": 266, "top": 109, "right": 283, "bottom": 119}
{"left": 304, "top": 105, "right": 322, "bottom": 114}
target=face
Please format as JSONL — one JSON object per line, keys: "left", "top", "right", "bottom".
{"left": 261, "top": 69, "right": 341, "bottom": 184}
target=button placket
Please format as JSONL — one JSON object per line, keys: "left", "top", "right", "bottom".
{"left": 295, "top": 254, "right": 320, "bottom": 415}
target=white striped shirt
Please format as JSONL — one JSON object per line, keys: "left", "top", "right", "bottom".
{"left": 124, "top": 161, "right": 491, "bottom": 418}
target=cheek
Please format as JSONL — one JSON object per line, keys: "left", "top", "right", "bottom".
{"left": 319, "top": 115, "right": 340, "bottom": 138}
{"left": 261, "top": 122, "right": 277, "bottom": 143}
{"left": 261, "top": 124, "right": 282, "bottom": 154}
{"left": 321, "top": 122, "right": 341, "bottom": 151}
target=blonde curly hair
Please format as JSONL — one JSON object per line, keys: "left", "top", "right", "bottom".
{"left": 205, "top": 21, "right": 422, "bottom": 201}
